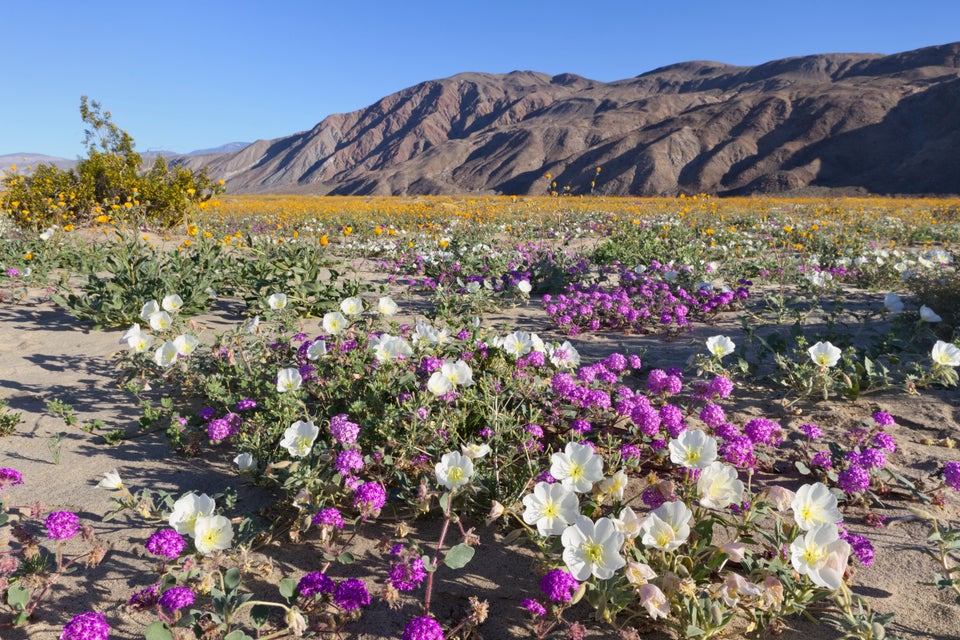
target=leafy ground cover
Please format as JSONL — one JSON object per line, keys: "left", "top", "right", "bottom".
{"left": 0, "top": 195, "right": 959, "bottom": 640}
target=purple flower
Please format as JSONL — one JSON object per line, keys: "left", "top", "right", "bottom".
{"left": 744, "top": 418, "right": 778, "bottom": 445}
{"left": 524, "top": 424, "right": 544, "bottom": 438}
{"left": 620, "top": 444, "right": 641, "bottom": 460}
{"left": 236, "top": 398, "right": 257, "bottom": 411}
{"left": 720, "top": 435, "right": 754, "bottom": 469}
{"left": 298, "top": 571, "right": 336, "bottom": 596}
{"left": 714, "top": 422, "right": 739, "bottom": 440}
{"left": 647, "top": 369, "right": 668, "bottom": 393}
{"left": 6, "top": 268, "right": 21, "bottom": 276}
{"left": 799, "top": 423, "right": 823, "bottom": 440}
{"left": 641, "top": 486, "right": 667, "bottom": 510}
{"left": 859, "top": 448, "right": 887, "bottom": 470}
{"left": 811, "top": 451, "right": 833, "bottom": 469}
{"left": 329, "top": 414, "right": 360, "bottom": 444}
{"left": 663, "top": 375, "right": 683, "bottom": 395}
{"left": 945, "top": 461, "right": 960, "bottom": 491}
{"left": 45, "top": 511, "right": 80, "bottom": 540}
{"left": 630, "top": 406, "right": 661, "bottom": 437}
{"left": 839, "top": 529, "right": 875, "bottom": 566}
{"left": 0, "top": 467, "right": 23, "bottom": 489}
{"left": 159, "top": 586, "right": 195, "bottom": 612}
{"left": 402, "top": 615, "right": 445, "bottom": 640}
{"left": 389, "top": 557, "right": 427, "bottom": 591}
{"left": 699, "top": 404, "right": 726, "bottom": 429}
{"left": 872, "top": 411, "right": 895, "bottom": 427}
{"left": 198, "top": 407, "right": 216, "bottom": 421}
{"left": 333, "top": 578, "right": 370, "bottom": 610}
{"left": 354, "top": 481, "right": 386, "bottom": 515}
{"left": 61, "top": 611, "right": 110, "bottom": 640}
{"left": 872, "top": 432, "right": 896, "bottom": 452}
{"left": 312, "top": 507, "right": 344, "bottom": 529}
{"left": 145, "top": 529, "right": 186, "bottom": 559}
{"left": 128, "top": 584, "right": 160, "bottom": 610}
{"left": 540, "top": 569, "right": 579, "bottom": 602}
{"left": 838, "top": 464, "right": 871, "bottom": 494}
{"left": 570, "top": 419, "right": 592, "bottom": 434}
{"left": 601, "top": 353, "right": 628, "bottom": 372}
{"left": 521, "top": 598, "right": 547, "bottom": 617}
{"left": 335, "top": 450, "right": 365, "bottom": 476}
{"left": 207, "top": 417, "right": 233, "bottom": 442}
{"left": 708, "top": 376, "right": 734, "bottom": 399}
{"left": 628, "top": 354, "right": 643, "bottom": 369}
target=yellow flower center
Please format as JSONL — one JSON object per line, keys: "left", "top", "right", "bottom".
{"left": 656, "top": 530, "right": 673, "bottom": 548}
{"left": 582, "top": 541, "right": 604, "bottom": 564}
{"left": 542, "top": 502, "right": 559, "bottom": 519}
{"left": 448, "top": 467, "right": 464, "bottom": 484}
{"left": 569, "top": 463, "right": 584, "bottom": 481}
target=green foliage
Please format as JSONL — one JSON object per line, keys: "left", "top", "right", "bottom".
{"left": 1, "top": 97, "right": 224, "bottom": 229}
{"left": 0, "top": 400, "right": 23, "bottom": 436}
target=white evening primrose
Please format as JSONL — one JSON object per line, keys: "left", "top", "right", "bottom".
{"left": 668, "top": 429, "right": 718, "bottom": 469}
{"left": 808, "top": 341, "right": 842, "bottom": 368}
{"left": 148, "top": 311, "right": 173, "bottom": 332}
{"left": 522, "top": 482, "right": 579, "bottom": 536}
{"left": 561, "top": 515, "right": 626, "bottom": 580}
{"left": 140, "top": 300, "right": 160, "bottom": 321}
{"left": 789, "top": 523, "right": 851, "bottom": 590}
{"left": 790, "top": 482, "right": 842, "bottom": 531}
{"left": 276, "top": 367, "right": 303, "bottom": 393}
{"left": 697, "top": 462, "right": 744, "bottom": 510}
{"left": 440, "top": 360, "right": 473, "bottom": 386}
{"left": 517, "top": 279, "right": 532, "bottom": 294}
{"left": 168, "top": 492, "right": 216, "bottom": 537}
{"left": 267, "top": 292, "right": 287, "bottom": 310}
{"left": 279, "top": 420, "right": 319, "bottom": 458}
{"left": 920, "top": 305, "right": 942, "bottom": 323}
{"left": 119, "top": 323, "right": 141, "bottom": 345}
{"left": 127, "top": 333, "right": 153, "bottom": 354}
{"left": 640, "top": 501, "right": 692, "bottom": 552}
{"left": 706, "top": 335, "right": 735, "bottom": 358}
{"left": 932, "top": 340, "right": 960, "bottom": 367}
{"left": 639, "top": 584, "right": 670, "bottom": 619}
{"left": 322, "top": 311, "right": 348, "bottom": 335}
{"left": 339, "top": 296, "right": 364, "bottom": 316}
{"left": 460, "top": 443, "right": 491, "bottom": 459}
{"left": 306, "top": 339, "right": 328, "bottom": 360}
{"left": 173, "top": 334, "right": 199, "bottom": 357}
{"left": 377, "top": 296, "right": 399, "bottom": 316}
{"left": 97, "top": 469, "right": 124, "bottom": 490}
{"left": 193, "top": 514, "right": 234, "bottom": 555}
{"left": 154, "top": 341, "right": 179, "bottom": 367}
{"left": 434, "top": 451, "right": 474, "bottom": 491}
{"left": 596, "top": 470, "right": 629, "bottom": 503}
{"left": 883, "top": 292, "right": 904, "bottom": 314}
{"left": 547, "top": 341, "right": 581, "bottom": 370}
{"left": 550, "top": 441, "right": 604, "bottom": 493}
{"left": 162, "top": 294, "right": 184, "bottom": 313}
{"left": 234, "top": 453, "right": 256, "bottom": 472}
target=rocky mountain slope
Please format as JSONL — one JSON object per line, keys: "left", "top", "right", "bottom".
{"left": 180, "top": 42, "right": 960, "bottom": 196}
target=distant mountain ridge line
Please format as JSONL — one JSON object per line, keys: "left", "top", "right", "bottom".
{"left": 7, "top": 41, "right": 960, "bottom": 196}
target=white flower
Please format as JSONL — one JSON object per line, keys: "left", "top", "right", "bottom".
{"left": 721, "top": 573, "right": 763, "bottom": 607}
{"left": 279, "top": 420, "right": 319, "bottom": 458}
{"left": 378, "top": 296, "right": 398, "bottom": 316}
{"left": 97, "top": 469, "right": 124, "bottom": 490}
{"left": 154, "top": 341, "right": 179, "bottom": 367}
{"left": 789, "top": 523, "right": 851, "bottom": 590}
{"left": 517, "top": 280, "right": 532, "bottom": 294}
{"left": 162, "top": 294, "right": 184, "bottom": 313}
{"left": 762, "top": 485, "right": 796, "bottom": 512}
{"left": 242, "top": 315, "right": 260, "bottom": 334}
{"left": 173, "top": 334, "right": 199, "bottom": 357}
{"left": 668, "top": 429, "right": 718, "bottom": 469}
{"left": 140, "top": 300, "right": 160, "bottom": 320}
{"left": 624, "top": 560, "right": 657, "bottom": 585}
{"left": 932, "top": 341, "right": 960, "bottom": 367}
{"left": 706, "top": 335, "right": 736, "bottom": 358}
{"left": 697, "top": 462, "right": 744, "bottom": 510}
{"left": 640, "top": 501, "right": 692, "bottom": 552}
{"left": 267, "top": 292, "right": 287, "bottom": 310}
{"left": 148, "top": 311, "right": 173, "bottom": 332}
{"left": 276, "top": 368, "right": 303, "bottom": 393}
{"left": 322, "top": 311, "right": 349, "bottom": 335}
{"left": 39, "top": 226, "right": 57, "bottom": 241}
{"left": 883, "top": 292, "right": 904, "bottom": 314}
{"left": 612, "top": 506, "right": 643, "bottom": 539}
{"left": 441, "top": 360, "right": 473, "bottom": 386}
{"left": 460, "top": 443, "right": 491, "bottom": 459}
{"left": 920, "top": 305, "right": 942, "bottom": 323}
{"left": 522, "top": 482, "right": 579, "bottom": 536}
{"left": 547, "top": 341, "right": 581, "bottom": 370}
{"left": 790, "top": 482, "right": 842, "bottom": 531}
{"left": 427, "top": 370, "right": 454, "bottom": 396}
{"left": 127, "top": 333, "right": 153, "bottom": 353}
{"left": 234, "top": 453, "right": 256, "bottom": 472}
{"left": 168, "top": 492, "right": 216, "bottom": 537}
{"left": 596, "top": 470, "right": 629, "bottom": 503}
{"left": 193, "top": 514, "right": 234, "bottom": 555}
{"left": 808, "top": 341, "right": 841, "bottom": 368}
{"left": 435, "top": 451, "right": 474, "bottom": 491}
{"left": 339, "top": 296, "right": 364, "bottom": 316}
{"left": 306, "top": 339, "right": 327, "bottom": 360}
{"left": 370, "top": 334, "right": 413, "bottom": 362}
{"left": 719, "top": 541, "right": 747, "bottom": 562}
{"left": 412, "top": 319, "right": 450, "bottom": 345}
{"left": 465, "top": 281, "right": 481, "bottom": 294}
{"left": 561, "top": 515, "right": 626, "bottom": 580}
{"left": 119, "top": 323, "right": 141, "bottom": 345}
{"left": 639, "top": 584, "right": 670, "bottom": 619}
{"left": 497, "top": 330, "right": 543, "bottom": 357}
{"left": 550, "top": 442, "right": 604, "bottom": 493}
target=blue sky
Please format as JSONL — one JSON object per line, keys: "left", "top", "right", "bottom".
{"left": 4, "top": 0, "right": 958, "bottom": 158}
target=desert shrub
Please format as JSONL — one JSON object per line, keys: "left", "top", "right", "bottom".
{"left": 0, "top": 97, "right": 223, "bottom": 230}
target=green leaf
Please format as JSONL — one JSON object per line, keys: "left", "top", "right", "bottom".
{"left": 223, "top": 631, "right": 253, "bottom": 640}
{"left": 795, "top": 460, "right": 811, "bottom": 475}
{"left": 6, "top": 585, "right": 29, "bottom": 610}
{"left": 337, "top": 551, "right": 355, "bottom": 565}
{"left": 144, "top": 621, "right": 175, "bottom": 640}
{"left": 443, "top": 543, "right": 475, "bottom": 569}
{"left": 439, "top": 492, "right": 451, "bottom": 512}
{"left": 223, "top": 567, "right": 242, "bottom": 592}
{"left": 279, "top": 577, "right": 298, "bottom": 601}
{"left": 250, "top": 604, "right": 271, "bottom": 629}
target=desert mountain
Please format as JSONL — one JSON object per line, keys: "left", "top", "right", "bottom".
{"left": 178, "top": 42, "right": 959, "bottom": 196}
